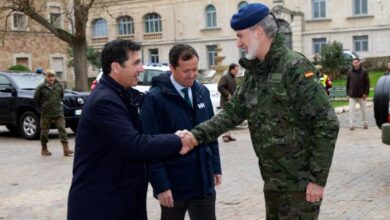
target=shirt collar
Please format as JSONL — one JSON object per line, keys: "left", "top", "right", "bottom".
{"left": 169, "top": 74, "right": 193, "bottom": 94}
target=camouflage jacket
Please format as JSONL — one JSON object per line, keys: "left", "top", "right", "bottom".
{"left": 192, "top": 33, "right": 340, "bottom": 192}
{"left": 34, "top": 79, "right": 64, "bottom": 118}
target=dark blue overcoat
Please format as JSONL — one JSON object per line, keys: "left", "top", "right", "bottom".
{"left": 67, "top": 74, "right": 182, "bottom": 220}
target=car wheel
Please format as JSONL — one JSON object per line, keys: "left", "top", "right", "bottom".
{"left": 374, "top": 75, "right": 390, "bottom": 128}
{"left": 19, "top": 111, "right": 40, "bottom": 139}
{"left": 5, "top": 124, "right": 19, "bottom": 134}
{"left": 70, "top": 123, "right": 78, "bottom": 134}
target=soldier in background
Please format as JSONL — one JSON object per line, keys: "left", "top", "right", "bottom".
{"left": 218, "top": 63, "right": 239, "bottom": 142}
{"left": 384, "top": 62, "right": 390, "bottom": 75}
{"left": 34, "top": 69, "right": 73, "bottom": 156}
{"left": 186, "top": 3, "right": 340, "bottom": 219}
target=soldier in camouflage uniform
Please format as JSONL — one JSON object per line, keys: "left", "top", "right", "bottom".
{"left": 34, "top": 69, "right": 73, "bottom": 156}
{"left": 189, "top": 3, "right": 340, "bottom": 219}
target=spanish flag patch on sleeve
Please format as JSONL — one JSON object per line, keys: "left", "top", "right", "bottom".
{"left": 304, "top": 71, "right": 314, "bottom": 79}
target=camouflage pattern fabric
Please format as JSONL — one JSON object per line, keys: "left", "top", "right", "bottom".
{"left": 40, "top": 117, "right": 68, "bottom": 144}
{"left": 191, "top": 32, "right": 340, "bottom": 192}
{"left": 34, "top": 79, "right": 64, "bottom": 118}
{"left": 264, "top": 191, "right": 320, "bottom": 220}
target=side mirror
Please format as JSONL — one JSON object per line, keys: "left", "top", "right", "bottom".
{"left": 0, "top": 84, "right": 13, "bottom": 93}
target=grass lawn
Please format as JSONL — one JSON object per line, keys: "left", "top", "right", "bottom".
{"left": 331, "top": 101, "right": 348, "bottom": 108}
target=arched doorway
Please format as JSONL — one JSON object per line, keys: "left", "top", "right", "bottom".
{"left": 277, "top": 19, "right": 292, "bottom": 50}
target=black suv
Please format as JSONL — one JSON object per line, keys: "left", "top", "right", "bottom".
{"left": 0, "top": 71, "right": 88, "bottom": 139}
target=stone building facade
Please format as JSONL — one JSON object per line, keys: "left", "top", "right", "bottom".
{"left": 0, "top": 1, "right": 72, "bottom": 83}
{"left": 87, "top": 0, "right": 390, "bottom": 73}
{"left": 2, "top": 0, "right": 389, "bottom": 84}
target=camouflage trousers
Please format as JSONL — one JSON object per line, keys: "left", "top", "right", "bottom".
{"left": 264, "top": 191, "right": 321, "bottom": 220}
{"left": 40, "top": 116, "right": 68, "bottom": 144}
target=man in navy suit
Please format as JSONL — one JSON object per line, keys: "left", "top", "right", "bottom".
{"left": 140, "top": 44, "right": 221, "bottom": 220}
{"left": 67, "top": 40, "right": 194, "bottom": 220}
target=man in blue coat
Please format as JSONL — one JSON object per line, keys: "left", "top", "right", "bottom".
{"left": 67, "top": 40, "right": 194, "bottom": 220}
{"left": 140, "top": 44, "right": 222, "bottom": 220}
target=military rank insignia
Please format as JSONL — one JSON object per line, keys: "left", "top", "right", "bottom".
{"left": 304, "top": 71, "right": 314, "bottom": 79}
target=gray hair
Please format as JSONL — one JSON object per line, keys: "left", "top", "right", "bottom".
{"left": 250, "top": 14, "right": 278, "bottom": 38}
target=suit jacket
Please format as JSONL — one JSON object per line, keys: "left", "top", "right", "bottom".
{"left": 140, "top": 73, "right": 221, "bottom": 201}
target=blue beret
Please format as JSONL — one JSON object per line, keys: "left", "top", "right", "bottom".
{"left": 230, "top": 3, "right": 270, "bottom": 31}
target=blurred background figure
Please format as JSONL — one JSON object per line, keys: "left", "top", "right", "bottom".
{"left": 218, "top": 63, "right": 239, "bottom": 142}
{"left": 384, "top": 62, "right": 390, "bottom": 75}
{"left": 315, "top": 65, "right": 332, "bottom": 96}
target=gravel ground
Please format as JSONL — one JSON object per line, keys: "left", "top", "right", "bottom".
{"left": 335, "top": 101, "right": 377, "bottom": 128}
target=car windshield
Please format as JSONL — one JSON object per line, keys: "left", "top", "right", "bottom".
{"left": 350, "top": 51, "right": 359, "bottom": 58}
{"left": 12, "top": 74, "right": 44, "bottom": 89}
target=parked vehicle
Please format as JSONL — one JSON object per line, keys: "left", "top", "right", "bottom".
{"left": 91, "top": 64, "right": 221, "bottom": 113}
{"left": 341, "top": 50, "right": 361, "bottom": 73}
{"left": 373, "top": 75, "right": 390, "bottom": 145}
{"left": 0, "top": 71, "right": 88, "bottom": 139}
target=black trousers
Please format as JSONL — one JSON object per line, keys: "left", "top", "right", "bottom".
{"left": 160, "top": 193, "right": 216, "bottom": 220}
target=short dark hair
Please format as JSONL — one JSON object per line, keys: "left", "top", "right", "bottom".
{"left": 228, "top": 63, "right": 239, "bottom": 72}
{"left": 169, "top": 44, "right": 199, "bottom": 68}
{"left": 101, "top": 40, "right": 141, "bottom": 75}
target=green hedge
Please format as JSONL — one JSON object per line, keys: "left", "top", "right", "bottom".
{"left": 8, "top": 64, "right": 31, "bottom": 71}
{"left": 363, "top": 56, "right": 390, "bottom": 72}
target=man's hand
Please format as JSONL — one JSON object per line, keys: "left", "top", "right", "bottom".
{"left": 214, "top": 174, "right": 222, "bottom": 186}
{"left": 157, "top": 189, "right": 174, "bottom": 208}
{"left": 306, "top": 182, "right": 324, "bottom": 203}
{"left": 175, "top": 130, "right": 198, "bottom": 155}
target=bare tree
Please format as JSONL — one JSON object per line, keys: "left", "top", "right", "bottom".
{"left": 1, "top": 0, "right": 96, "bottom": 91}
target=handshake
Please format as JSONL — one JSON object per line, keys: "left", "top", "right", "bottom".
{"left": 175, "top": 130, "right": 198, "bottom": 155}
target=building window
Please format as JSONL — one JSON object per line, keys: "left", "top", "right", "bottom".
{"left": 52, "top": 57, "right": 65, "bottom": 80}
{"left": 118, "top": 16, "right": 134, "bottom": 35}
{"left": 353, "top": 0, "right": 368, "bottom": 15}
{"left": 14, "top": 57, "right": 29, "bottom": 71}
{"left": 92, "top": 18, "right": 108, "bottom": 37}
{"left": 149, "top": 49, "right": 159, "bottom": 64}
{"left": 205, "top": 5, "right": 217, "bottom": 28}
{"left": 207, "top": 45, "right": 217, "bottom": 67}
{"left": 237, "top": 1, "right": 248, "bottom": 10}
{"left": 16, "top": 57, "right": 29, "bottom": 67}
{"left": 12, "top": 13, "right": 27, "bottom": 30}
{"left": 312, "top": 0, "right": 326, "bottom": 19}
{"left": 49, "top": 6, "right": 62, "bottom": 28}
{"left": 353, "top": 35, "right": 368, "bottom": 52}
{"left": 144, "top": 13, "right": 162, "bottom": 33}
{"left": 312, "top": 38, "right": 327, "bottom": 54}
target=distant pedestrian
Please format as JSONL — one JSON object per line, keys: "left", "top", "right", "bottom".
{"left": 346, "top": 58, "right": 370, "bottom": 130}
{"left": 33, "top": 69, "right": 73, "bottom": 156}
{"left": 218, "top": 63, "right": 239, "bottom": 142}
{"left": 384, "top": 62, "right": 390, "bottom": 75}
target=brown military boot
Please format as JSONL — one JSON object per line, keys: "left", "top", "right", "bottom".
{"left": 62, "top": 142, "right": 74, "bottom": 156}
{"left": 41, "top": 143, "right": 52, "bottom": 156}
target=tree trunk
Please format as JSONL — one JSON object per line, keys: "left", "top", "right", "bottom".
{"left": 73, "top": 39, "right": 88, "bottom": 91}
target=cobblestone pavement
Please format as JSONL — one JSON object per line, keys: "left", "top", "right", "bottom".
{"left": 0, "top": 105, "right": 389, "bottom": 220}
